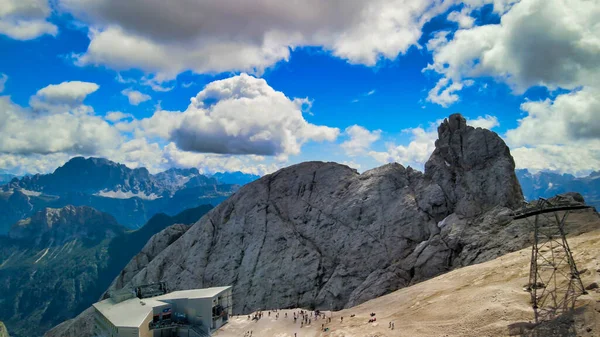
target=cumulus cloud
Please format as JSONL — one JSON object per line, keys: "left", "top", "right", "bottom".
{"left": 426, "top": 77, "right": 474, "bottom": 107}
{"left": 504, "top": 87, "right": 600, "bottom": 174}
{"left": 341, "top": 125, "right": 382, "bottom": 156}
{"left": 0, "top": 96, "right": 121, "bottom": 155}
{"left": 105, "top": 111, "right": 133, "bottom": 122}
{"left": 425, "top": 0, "right": 600, "bottom": 103}
{"left": 59, "top": 0, "right": 461, "bottom": 78}
{"left": 122, "top": 88, "right": 151, "bottom": 105}
{"left": 29, "top": 81, "right": 100, "bottom": 110}
{"left": 468, "top": 115, "right": 500, "bottom": 129}
{"left": 447, "top": 7, "right": 475, "bottom": 28}
{"left": 133, "top": 73, "right": 339, "bottom": 157}
{"left": 162, "top": 143, "right": 279, "bottom": 176}
{"left": 369, "top": 126, "right": 438, "bottom": 169}
{"left": 0, "top": 0, "right": 58, "bottom": 40}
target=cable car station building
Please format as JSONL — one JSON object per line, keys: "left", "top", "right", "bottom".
{"left": 93, "top": 284, "right": 232, "bottom": 337}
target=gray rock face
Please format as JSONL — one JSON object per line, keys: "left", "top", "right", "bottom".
{"left": 425, "top": 113, "right": 524, "bottom": 218}
{"left": 106, "top": 224, "right": 191, "bottom": 295}
{"left": 97, "top": 114, "right": 532, "bottom": 312}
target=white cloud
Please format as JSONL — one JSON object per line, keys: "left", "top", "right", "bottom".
{"left": 506, "top": 87, "right": 600, "bottom": 147}
{"left": 60, "top": 0, "right": 460, "bottom": 78}
{"left": 511, "top": 145, "right": 600, "bottom": 177}
{"left": 121, "top": 88, "right": 151, "bottom": 105}
{"left": 447, "top": 7, "right": 475, "bottom": 28}
{"left": 162, "top": 143, "right": 279, "bottom": 176}
{"left": 0, "top": 0, "right": 58, "bottom": 40}
{"left": 341, "top": 125, "right": 382, "bottom": 156}
{"left": 503, "top": 87, "right": 600, "bottom": 175}
{"left": 29, "top": 81, "right": 100, "bottom": 110}
{"left": 426, "top": 77, "right": 474, "bottom": 107}
{"left": 105, "top": 111, "right": 133, "bottom": 122}
{"left": 0, "top": 73, "right": 7, "bottom": 93}
{"left": 468, "top": 115, "right": 499, "bottom": 129}
{"left": 366, "top": 89, "right": 376, "bottom": 96}
{"left": 0, "top": 153, "right": 72, "bottom": 176}
{"left": 133, "top": 73, "right": 339, "bottom": 157}
{"left": 0, "top": 96, "right": 121, "bottom": 155}
{"left": 369, "top": 125, "right": 438, "bottom": 169}
{"left": 425, "top": 0, "right": 600, "bottom": 104}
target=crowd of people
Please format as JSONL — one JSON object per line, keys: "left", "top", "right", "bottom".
{"left": 238, "top": 308, "right": 395, "bottom": 335}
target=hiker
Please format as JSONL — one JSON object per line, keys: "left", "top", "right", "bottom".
{"left": 341, "top": 317, "right": 343, "bottom": 323}
{"left": 392, "top": 322, "right": 395, "bottom": 330}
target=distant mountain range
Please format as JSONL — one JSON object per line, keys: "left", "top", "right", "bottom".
{"left": 0, "top": 157, "right": 259, "bottom": 234}
{"left": 0, "top": 204, "right": 212, "bottom": 337}
{"left": 516, "top": 169, "right": 600, "bottom": 209}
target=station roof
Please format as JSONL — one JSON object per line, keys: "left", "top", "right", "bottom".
{"left": 154, "top": 286, "right": 231, "bottom": 301}
{"left": 93, "top": 286, "right": 232, "bottom": 328}
{"left": 93, "top": 297, "right": 165, "bottom": 328}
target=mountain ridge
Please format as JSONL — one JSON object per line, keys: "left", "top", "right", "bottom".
{"left": 0, "top": 158, "right": 256, "bottom": 233}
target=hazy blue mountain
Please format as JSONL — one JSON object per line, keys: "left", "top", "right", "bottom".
{"left": 516, "top": 169, "right": 600, "bottom": 209}
{"left": 0, "top": 157, "right": 239, "bottom": 233}
{"left": 0, "top": 204, "right": 211, "bottom": 337}
{"left": 212, "top": 171, "right": 261, "bottom": 185}
{"left": 0, "top": 173, "right": 15, "bottom": 185}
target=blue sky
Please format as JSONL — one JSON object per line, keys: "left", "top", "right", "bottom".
{"left": 0, "top": 0, "right": 598, "bottom": 176}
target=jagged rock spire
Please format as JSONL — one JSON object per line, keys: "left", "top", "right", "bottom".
{"left": 425, "top": 113, "right": 524, "bottom": 217}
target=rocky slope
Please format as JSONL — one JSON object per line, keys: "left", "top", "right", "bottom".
{"left": 213, "top": 225, "right": 600, "bottom": 337}
{"left": 517, "top": 169, "right": 600, "bottom": 209}
{"left": 0, "top": 157, "right": 238, "bottom": 233}
{"left": 0, "top": 205, "right": 211, "bottom": 337}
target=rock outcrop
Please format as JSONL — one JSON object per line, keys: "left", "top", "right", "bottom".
{"left": 425, "top": 113, "right": 524, "bottom": 218}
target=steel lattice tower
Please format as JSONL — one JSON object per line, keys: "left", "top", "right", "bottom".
{"left": 514, "top": 197, "right": 590, "bottom": 323}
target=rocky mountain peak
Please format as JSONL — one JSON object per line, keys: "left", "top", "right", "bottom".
{"left": 8, "top": 205, "right": 124, "bottom": 246}
{"left": 425, "top": 113, "right": 524, "bottom": 217}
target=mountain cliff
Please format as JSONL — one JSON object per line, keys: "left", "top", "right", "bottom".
{"left": 98, "top": 114, "right": 534, "bottom": 311}
{"left": 0, "top": 204, "right": 212, "bottom": 337}
{"left": 0, "top": 158, "right": 238, "bottom": 233}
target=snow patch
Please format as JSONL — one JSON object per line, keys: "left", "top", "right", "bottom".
{"left": 96, "top": 190, "right": 161, "bottom": 200}
{"left": 34, "top": 248, "right": 49, "bottom": 264}
{"left": 5, "top": 188, "right": 42, "bottom": 196}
